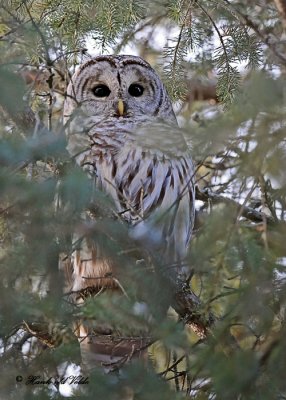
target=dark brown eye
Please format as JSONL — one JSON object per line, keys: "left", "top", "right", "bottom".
{"left": 92, "top": 84, "right": 111, "bottom": 97}
{"left": 128, "top": 83, "right": 144, "bottom": 97}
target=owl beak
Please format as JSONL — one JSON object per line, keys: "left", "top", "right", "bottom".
{"left": 117, "top": 99, "right": 125, "bottom": 116}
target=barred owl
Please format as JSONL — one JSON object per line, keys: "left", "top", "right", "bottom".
{"left": 62, "top": 55, "right": 195, "bottom": 369}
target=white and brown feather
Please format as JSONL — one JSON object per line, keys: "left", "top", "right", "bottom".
{"left": 63, "top": 55, "right": 195, "bottom": 293}
{"left": 62, "top": 55, "right": 195, "bottom": 368}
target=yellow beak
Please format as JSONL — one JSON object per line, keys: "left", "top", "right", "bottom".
{"left": 118, "top": 99, "right": 124, "bottom": 116}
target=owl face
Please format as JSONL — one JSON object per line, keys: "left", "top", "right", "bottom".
{"left": 64, "top": 55, "right": 176, "bottom": 126}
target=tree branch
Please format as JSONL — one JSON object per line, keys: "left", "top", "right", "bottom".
{"left": 196, "top": 187, "right": 275, "bottom": 225}
{"left": 223, "top": 0, "right": 286, "bottom": 66}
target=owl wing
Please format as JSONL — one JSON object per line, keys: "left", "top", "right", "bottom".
{"left": 111, "top": 147, "right": 195, "bottom": 270}
{"left": 64, "top": 123, "right": 195, "bottom": 290}
{"left": 84, "top": 136, "right": 194, "bottom": 269}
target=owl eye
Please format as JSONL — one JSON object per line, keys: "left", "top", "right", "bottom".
{"left": 128, "top": 83, "right": 144, "bottom": 97}
{"left": 92, "top": 84, "right": 111, "bottom": 97}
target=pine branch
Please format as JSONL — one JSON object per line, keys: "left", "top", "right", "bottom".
{"left": 196, "top": 187, "right": 275, "bottom": 225}
{"left": 172, "top": 280, "right": 216, "bottom": 338}
{"left": 223, "top": 0, "right": 286, "bottom": 66}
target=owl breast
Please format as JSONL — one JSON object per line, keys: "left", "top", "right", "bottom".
{"left": 72, "top": 123, "right": 195, "bottom": 273}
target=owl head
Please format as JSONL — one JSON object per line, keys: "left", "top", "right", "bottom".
{"left": 64, "top": 55, "right": 177, "bottom": 127}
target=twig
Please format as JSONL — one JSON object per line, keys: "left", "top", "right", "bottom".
{"left": 196, "top": 186, "right": 275, "bottom": 225}
{"left": 222, "top": 0, "right": 286, "bottom": 65}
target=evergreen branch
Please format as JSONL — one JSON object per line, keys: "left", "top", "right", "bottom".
{"left": 195, "top": 1, "right": 241, "bottom": 103}
{"left": 171, "top": 1, "right": 193, "bottom": 74}
{"left": 172, "top": 280, "right": 216, "bottom": 338}
{"left": 23, "top": 2, "right": 51, "bottom": 66}
{"left": 223, "top": 0, "right": 286, "bottom": 65}
{"left": 23, "top": 2, "right": 55, "bottom": 130}
{"left": 0, "top": 25, "right": 23, "bottom": 40}
{"left": 0, "top": 4, "right": 24, "bottom": 24}
{"left": 115, "top": 14, "right": 166, "bottom": 53}
{"left": 196, "top": 187, "right": 275, "bottom": 225}
{"left": 196, "top": 1, "right": 230, "bottom": 72}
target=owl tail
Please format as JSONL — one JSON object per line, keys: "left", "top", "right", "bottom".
{"left": 74, "top": 322, "right": 149, "bottom": 372}
{"left": 59, "top": 229, "right": 152, "bottom": 372}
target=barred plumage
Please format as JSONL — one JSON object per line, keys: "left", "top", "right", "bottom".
{"left": 62, "top": 55, "right": 195, "bottom": 369}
